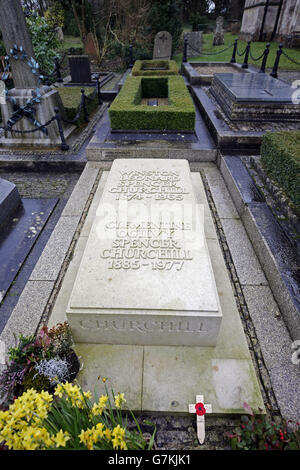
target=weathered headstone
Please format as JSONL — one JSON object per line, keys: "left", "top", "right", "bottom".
{"left": 84, "top": 32, "right": 98, "bottom": 59}
{"left": 153, "top": 31, "right": 172, "bottom": 59}
{"left": 55, "top": 27, "right": 64, "bottom": 41}
{"left": 184, "top": 31, "right": 203, "bottom": 57}
{"left": 0, "top": 0, "right": 73, "bottom": 146}
{"left": 213, "top": 16, "right": 225, "bottom": 46}
{"left": 68, "top": 55, "right": 93, "bottom": 85}
{"left": 66, "top": 159, "right": 222, "bottom": 347}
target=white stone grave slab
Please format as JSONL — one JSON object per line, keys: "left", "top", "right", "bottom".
{"left": 66, "top": 159, "right": 222, "bottom": 346}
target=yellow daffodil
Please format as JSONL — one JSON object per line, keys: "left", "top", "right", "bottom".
{"left": 114, "top": 393, "right": 126, "bottom": 409}
{"left": 53, "top": 429, "right": 70, "bottom": 448}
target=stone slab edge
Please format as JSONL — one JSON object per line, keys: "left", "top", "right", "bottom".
{"left": 219, "top": 154, "right": 300, "bottom": 341}
{"left": 0, "top": 162, "right": 102, "bottom": 365}
{"left": 86, "top": 146, "right": 217, "bottom": 162}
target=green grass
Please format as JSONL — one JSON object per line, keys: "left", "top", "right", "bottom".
{"left": 174, "top": 32, "right": 300, "bottom": 71}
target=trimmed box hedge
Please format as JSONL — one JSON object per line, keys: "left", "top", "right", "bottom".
{"left": 261, "top": 131, "right": 300, "bottom": 212}
{"left": 57, "top": 87, "right": 98, "bottom": 127}
{"left": 132, "top": 59, "right": 178, "bottom": 76}
{"left": 109, "top": 75, "right": 195, "bottom": 132}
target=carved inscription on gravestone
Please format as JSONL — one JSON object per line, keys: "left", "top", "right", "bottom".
{"left": 101, "top": 170, "right": 192, "bottom": 272}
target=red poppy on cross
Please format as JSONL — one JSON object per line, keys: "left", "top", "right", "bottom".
{"left": 189, "top": 395, "right": 212, "bottom": 444}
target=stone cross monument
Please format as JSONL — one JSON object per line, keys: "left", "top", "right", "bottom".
{"left": 0, "top": 0, "right": 73, "bottom": 147}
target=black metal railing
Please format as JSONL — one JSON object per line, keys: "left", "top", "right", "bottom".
{"left": 0, "top": 82, "right": 104, "bottom": 151}
{"left": 180, "top": 38, "right": 300, "bottom": 79}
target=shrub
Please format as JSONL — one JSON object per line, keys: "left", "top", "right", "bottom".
{"left": 44, "top": 1, "right": 64, "bottom": 30}
{"left": 109, "top": 75, "right": 195, "bottom": 131}
{"left": 190, "top": 13, "right": 209, "bottom": 32}
{"left": 261, "top": 131, "right": 300, "bottom": 213}
{"left": 147, "top": 0, "right": 183, "bottom": 53}
{"left": 108, "top": 42, "right": 152, "bottom": 67}
{"left": 132, "top": 59, "right": 178, "bottom": 76}
{"left": 227, "top": 402, "right": 300, "bottom": 450}
{"left": 26, "top": 13, "right": 60, "bottom": 75}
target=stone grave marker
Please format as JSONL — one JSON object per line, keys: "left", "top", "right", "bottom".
{"left": 68, "top": 55, "right": 93, "bottom": 85}
{"left": 184, "top": 31, "right": 203, "bottom": 57}
{"left": 213, "top": 16, "right": 224, "bottom": 46}
{"left": 0, "top": 0, "right": 72, "bottom": 145}
{"left": 153, "top": 31, "right": 172, "bottom": 59}
{"left": 66, "top": 159, "right": 222, "bottom": 347}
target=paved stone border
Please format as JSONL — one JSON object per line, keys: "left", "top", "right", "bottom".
{"left": 200, "top": 169, "right": 279, "bottom": 416}
{"left": 210, "top": 156, "right": 300, "bottom": 421}
{"left": 219, "top": 154, "right": 300, "bottom": 342}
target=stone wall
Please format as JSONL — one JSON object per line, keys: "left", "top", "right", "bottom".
{"left": 276, "top": 0, "right": 300, "bottom": 46}
{"left": 240, "top": 0, "right": 300, "bottom": 45}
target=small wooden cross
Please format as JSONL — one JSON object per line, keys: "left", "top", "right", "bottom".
{"left": 189, "top": 395, "right": 212, "bottom": 444}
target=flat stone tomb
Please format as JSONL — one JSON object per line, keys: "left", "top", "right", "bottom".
{"left": 211, "top": 73, "right": 300, "bottom": 121}
{"left": 67, "top": 159, "right": 222, "bottom": 347}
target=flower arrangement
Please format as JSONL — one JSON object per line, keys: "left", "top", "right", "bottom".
{"left": 0, "top": 322, "right": 79, "bottom": 409}
{"left": 227, "top": 403, "right": 300, "bottom": 450}
{"left": 0, "top": 381, "right": 155, "bottom": 450}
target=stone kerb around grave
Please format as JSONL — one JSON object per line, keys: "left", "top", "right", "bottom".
{"left": 66, "top": 159, "right": 223, "bottom": 347}
{"left": 153, "top": 31, "right": 172, "bottom": 60}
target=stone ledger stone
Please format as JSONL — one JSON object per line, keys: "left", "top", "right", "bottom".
{"left": 66, "top": 159, "right": 222, "bottom": 347}
{"left": 153, "top": 31, "right": 172, "bottom": 60}
{"left": 68, "top": 55, "right": 92, "bottom": 85}
{"left": 210, "top": 73, "right": 300, "bottom": 121}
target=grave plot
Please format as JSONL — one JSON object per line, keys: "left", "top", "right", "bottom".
{"left": 48, "top": 159, "right": 264, "bottom": 415}
{"left": 86, "top": 60, "right": 216, "bottom": 162}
